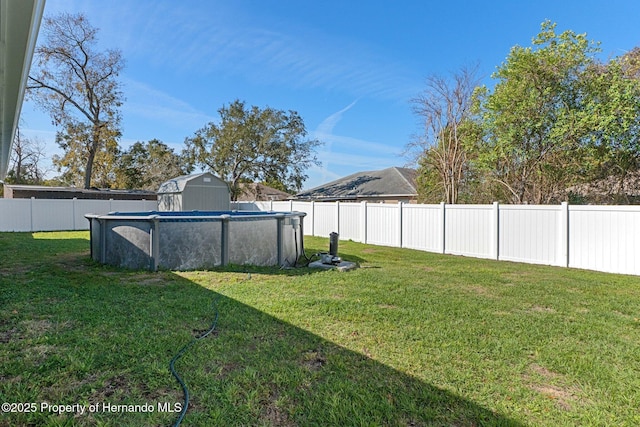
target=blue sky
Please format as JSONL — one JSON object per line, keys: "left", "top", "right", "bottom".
{"left": 20, "top": 0, "right": 640, "bottom": 190}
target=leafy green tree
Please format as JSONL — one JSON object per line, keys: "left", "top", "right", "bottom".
{"left": 578, "top": 55, "right": 640, "bottom": 202}
{"left": 477, "top": 21, "right": 600, "bottom": 204}
{"left": 27, "top": 13, "right": 124, "bottom": 189}
{"left": 115, "top": 139, "right": 192, "bottom": 190}
{"left": 52, "top": 121, "right": 120, "bottom": 188}
{"left": 184, "top": 100, "right": 321, "bottom": 200}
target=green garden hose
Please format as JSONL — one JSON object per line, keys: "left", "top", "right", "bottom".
{"left": 169, "top": 297, "right": 220, "bottom": 427}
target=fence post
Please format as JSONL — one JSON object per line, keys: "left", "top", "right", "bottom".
{"left": 492, "top": 202, "right": 500, "bottom": 260}
{"left": 30, "top": 197, "right": 35, "bottom": 232}
{"left": 72, "top": 197, "right": 77, "bottom": 230}
{"left": 398, "top": 202, "right": 403, "bottom": 248}
{"left": 559, "top": 202, "right": 569, "bottom": 267}
{"left": 440, "top": 202, "right": 446, "bottom": 254}
{"left": 361, "top": 201, "right": 367, "bottom": 244}
{"left": 310, "top": 201, "right": 315, "bottom": 236}
{"left": 335, "top": 201, "right": 340, "bottom": 235}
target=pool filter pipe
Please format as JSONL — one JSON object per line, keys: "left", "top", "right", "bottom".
{"left": 329, "top": 232, "right": 339, "bottom": 256}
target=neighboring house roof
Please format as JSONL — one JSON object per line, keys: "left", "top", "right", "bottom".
{"left": 0, "top": 0, "right": 46, "bottom": 180}
{"left": 566, "top": 170, "right": 640, "bottom": 204}
{"left": 236, "top": 183, "right": 292, "bottom": 201}
{"left": 296, "top": 167, "right": 417, "bottom": 202}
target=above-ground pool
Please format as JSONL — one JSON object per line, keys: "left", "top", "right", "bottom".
{"left": 85, "top": 210, "right": 306, "bottom": 271}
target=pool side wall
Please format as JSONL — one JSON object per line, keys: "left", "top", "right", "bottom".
{"left": 86, "top": 212, "right": 305, "bottom": 271}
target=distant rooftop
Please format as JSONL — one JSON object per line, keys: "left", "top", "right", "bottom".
{"left": 236, "top": 183, "right": 292, "bottom": 201}
{"left": 3, "top": 184, "right": 155, "bottom": 200}
{"left": 296, "top": 167, "right": 417, "bottom": 202}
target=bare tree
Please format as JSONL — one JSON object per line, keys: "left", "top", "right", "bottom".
{"left": 27, "top": 13, "right": 124, "bottom": 189}
{"left": 6, "top": 127, "right": 48, "bottom": 184}
{"left": 409, "top": 64, "right": 482, "bottom": 204}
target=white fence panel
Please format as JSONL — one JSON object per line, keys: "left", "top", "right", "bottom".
{"left": 291, "top": 201, "right": 315, "bottom": 236}
{"left": 313, "top": 203, "right": 338, "bottom": 237}
{"left": 339, "top": 203, "right": 362, "bottom": 241}
{"left": 402, "top": 204, "right": 443, "bottom": 252}
{"left": 32, "top": 199, "right": 75, "bottom": 231}
{"left": 0, "top": 199, "right": 32, "bottom": 231}
{"left": 0, "top": 198, "right": 159, "bottom": 232}
{"left": 499, "top": 205, "right": 562, "bottom": 266}
{"left": 445, "top": 205, "right": 494, "bottom": 259}
{"left": 75, "top": 199, "right": 111, "bottom": 228}
{"left": 366, "top": 204, "right": 400, "bottom": 247}
{"left": 569, "top": 206, "right": 640, "bottom": 275}
{"left": 7, "top": 197, "right": 640, "bottom": 276}
{"left": 253, "top": 201, "right": 272, "bottom": 211}
{"left": 231, "top": 202, "right": 261, "bottom": 211}
{"left": 291, "top": 201, "right": 311, "bottom": 213}
{"left": 108, "top": 199, "right": 157, "bottom": 213}
{"left": 269, "top": 201, "right": 291, "bottom": 211}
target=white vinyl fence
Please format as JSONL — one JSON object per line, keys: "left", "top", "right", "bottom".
{"left": 2, "top": 198, "right": 639, "bottom": 276}
{"left": 0, "top": 198, "right": 158, "bottom": 232}
{"left": 244, "top": 200, "right": 640, "bottom": 276}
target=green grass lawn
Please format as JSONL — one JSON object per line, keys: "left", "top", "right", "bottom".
{"left": 1, "top": 231, "right": 639, "bottom": 426}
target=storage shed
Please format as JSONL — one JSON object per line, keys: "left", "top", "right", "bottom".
{"left": 157, "top": 172, "right": 230, "bottom": 211}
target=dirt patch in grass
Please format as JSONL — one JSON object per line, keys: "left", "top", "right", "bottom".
{"left": 361, "top": 248, "right": 380, "bottom": 254}
{"left": 0, "top": 327, "right": 19, "bottom": 343}
{"left": 21, "top": 318, "right": 54, "bottom": 336}
{"left": 459, "top": 284, "right": 496, "bottom": 299}
{"left": 0, "top": 265, "right": 34, "bottom": 277}
{"left": 23, "top": 344, "right": 56, "bottom": 365}
{"left": 527, "top": 305, "right": 556, "bottom": 314}
{"left": 207, "top": 361, "right": 241, "bottom": 379}
{"left": 141, "top": 384, "right": 181, "bottom": 403}
{"left": 301, "top": 349, "right": 326, "bottom": 372}
{"left": 262, "top": 393, "right": 295, "bottom": 427}
{"left": 525, "top": 363, "right": 585, "bottom": 411}
{"left": 124, "top": 272, "right": 176, "bottom": 286}
{"left": 530, "top": 384, "right": 575, "bottom": 411}
{"left": 492, "top": 310, "right": 512, "bottom": 316}
{"left": 21, "top": 318, "right": 73, "bottom": 338}
{"left": 90, "top": 374, "right": 132, "bottom": 402}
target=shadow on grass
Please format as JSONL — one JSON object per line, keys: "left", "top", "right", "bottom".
{"left": 0, "top": 233, "right": 523, "bottom": 426}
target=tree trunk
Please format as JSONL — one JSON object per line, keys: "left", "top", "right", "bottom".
{"left": 84, "top": 127, "right": 100, "bottom": 189}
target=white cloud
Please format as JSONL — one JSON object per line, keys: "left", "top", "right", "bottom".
{"left": 122, "top": 77, "right": 215, "bottom": 130}
{"left": 309, "top": 101, "right": 403, "bottom": 189}
{"left": 63, "top": 0, "right": 421, "bottom": 101}
{"left": 315, "top": 100, "right": 359, "bottom": 136}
